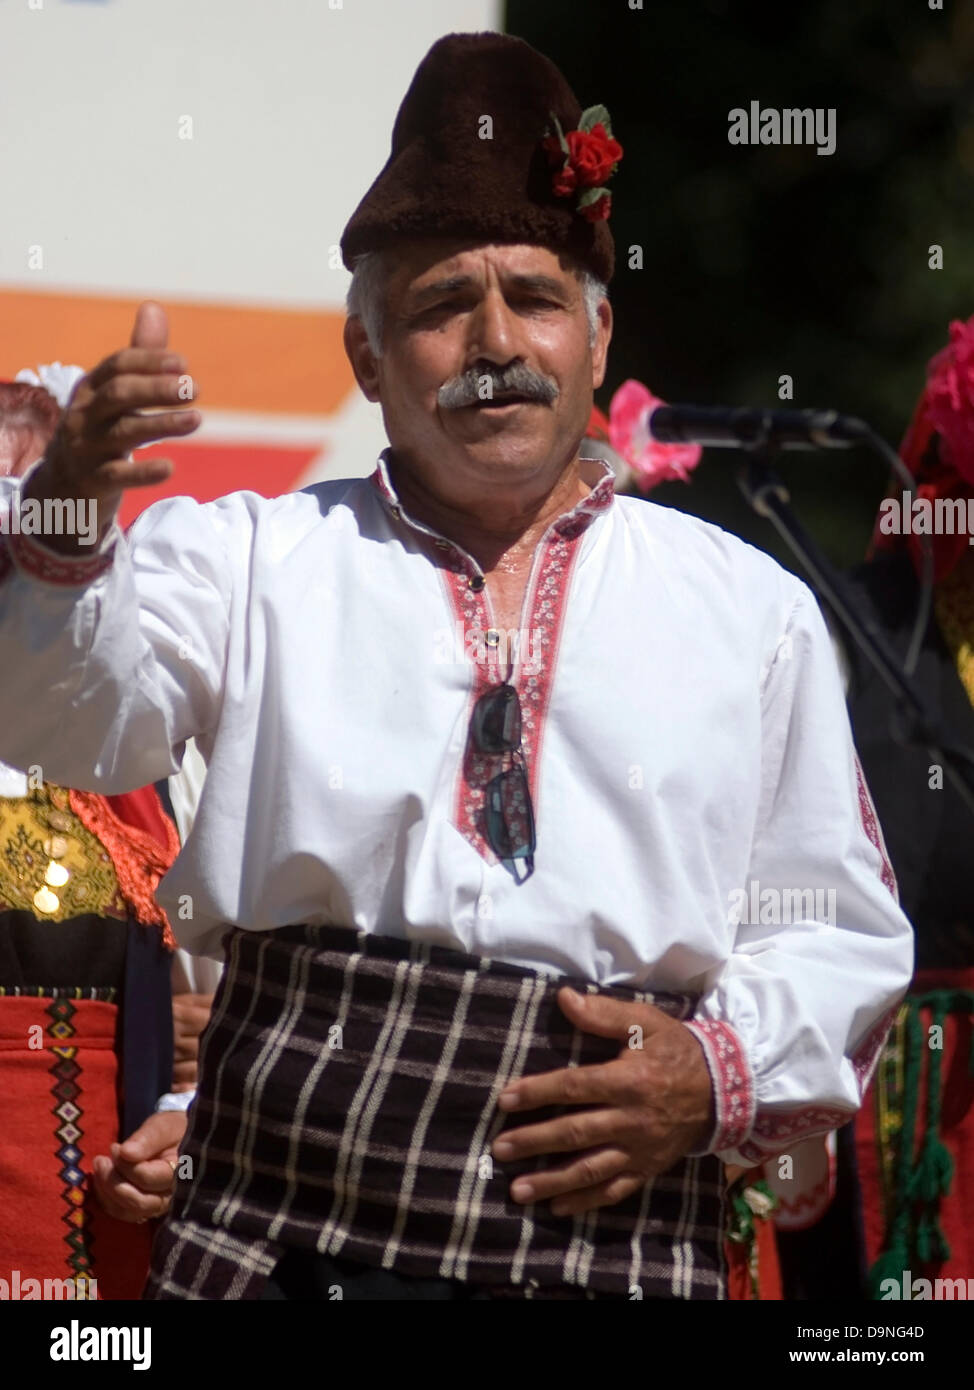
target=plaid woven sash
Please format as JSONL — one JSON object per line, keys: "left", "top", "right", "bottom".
{"left": 146, "top": 925, "right": 726, "bottom": 1300}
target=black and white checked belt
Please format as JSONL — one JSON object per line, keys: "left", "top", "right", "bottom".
{"left": 145, "top": 924, "right": 726, "bottom": 1300}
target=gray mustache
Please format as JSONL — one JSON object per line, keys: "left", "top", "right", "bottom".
{"left": 437, "top": 362, "right": 559, "bottom": 410}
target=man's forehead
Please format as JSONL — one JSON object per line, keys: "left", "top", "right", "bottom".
{"left": 393, "top": 241, "right": 580, "bottom": 292}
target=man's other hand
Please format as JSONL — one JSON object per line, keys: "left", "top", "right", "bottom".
{"left": 491, "top": 987, "right": 715, "bottom": 1217}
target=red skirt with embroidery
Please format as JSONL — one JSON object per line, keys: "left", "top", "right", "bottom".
{"left": 0, "top": 995, "right": 153, "bottom": 1300}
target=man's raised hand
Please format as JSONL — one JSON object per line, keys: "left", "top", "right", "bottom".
{"left": 24, "top": 301, "right": 200, "bottom": 552}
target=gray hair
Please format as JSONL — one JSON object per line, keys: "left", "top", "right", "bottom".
{"left": 346, "top": 250, "right": 607, "bottom": 357}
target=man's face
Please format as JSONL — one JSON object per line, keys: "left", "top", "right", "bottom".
{"left": 345, "top": 240, "right": 612, "bottom": 496}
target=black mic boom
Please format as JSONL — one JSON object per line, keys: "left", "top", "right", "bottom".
{"left": 648, "top": 404, "right": 869, "bottom": 451}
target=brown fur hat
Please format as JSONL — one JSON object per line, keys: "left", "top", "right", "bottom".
{"left": 341, "top": 32, "right": 616, "bottom": 283}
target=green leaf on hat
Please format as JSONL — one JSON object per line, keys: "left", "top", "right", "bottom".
{"left": 579, "top": 104, "right": 612, "bottom": 135}
{"left": 577, "top": 185, "right": 609, "bottom": 208}
{"left": 547, "top": 111, "right": 569, "bottom": 156}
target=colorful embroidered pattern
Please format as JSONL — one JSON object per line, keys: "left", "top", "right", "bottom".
{"left": 47, "top": 998, "right": 97, "bottom": 1299}
{"left": 684, "top": 1018, "right": 755, "bottom": 1153}
{"left": 7, "top": 528, "right": 115, "bottom": 587}
{"left": 69, "top": 789, "right": 180, "bottom": 947}
{"left": 0, "top": 785, "right": 124, "bottom": 922}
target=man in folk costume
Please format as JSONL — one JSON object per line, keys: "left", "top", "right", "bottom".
{"left": 0, "top": 33, "right": 911, "bottom": 1301}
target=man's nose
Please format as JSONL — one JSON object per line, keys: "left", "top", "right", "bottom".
{"left": 464, "top": 288, "right": 521, "bottom": 367}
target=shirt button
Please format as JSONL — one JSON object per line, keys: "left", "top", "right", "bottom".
{"left": 485, "top": 628, "right": 501, "bottom": 648}
{"left": 468, "top": 574, "right": 485, "bottom": 592}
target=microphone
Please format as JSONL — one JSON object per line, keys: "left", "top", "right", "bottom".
{"left": 648, "top": 404, "right": 870, "bottom": 451}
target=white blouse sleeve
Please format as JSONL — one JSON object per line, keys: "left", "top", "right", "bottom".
{"left": 0, "top": 483, "right": 237, "bottom": 794}
{"left": 684, "top": 581, "right": 914, "bottom": 1167}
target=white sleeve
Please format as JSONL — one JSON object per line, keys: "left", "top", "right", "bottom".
{"left": 167, "top": 736, "right": 209, "bottom": 843}
{"left": 684, "top": 582, "right": 914, "bottom": 1167}
{"left": 0, "top": 482, "right": 236, "bottom": 793}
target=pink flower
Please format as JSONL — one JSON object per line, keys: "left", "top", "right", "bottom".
{"left": 926, "top": 315, "right": 974, "bottom": 486}
{"left": 607, "top": 379, "right": 703, "bottom": 491}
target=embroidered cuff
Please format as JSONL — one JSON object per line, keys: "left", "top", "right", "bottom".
{"left": 0, "top": 469, "right": 118, "bottom": 588}
{"left": 683, "top": 1018, "right": 756, "bottom": 1156}
{"left": 6, "top": 527, "right": 118, "bottom": 586}
{"left": 155, "top": 1090, "right": 197, "bottom": 1113}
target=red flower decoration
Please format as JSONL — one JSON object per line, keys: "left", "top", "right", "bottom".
{"left": 926, "top": 315, "right": 974, "bottom": 486}
{"left": 552, "top": 164, "right": 578, "bottom": 197}
{"left": 565, "top": 125, "right": 622, "bottom": 188}
{"left": 606, "top": 379, "right": 703, "bottom": 492}
{"left": 580, "top": 193, "right": 611, "bottom": 222}
{"left": 544, "top": 105, "right": 622, "bottom": 223}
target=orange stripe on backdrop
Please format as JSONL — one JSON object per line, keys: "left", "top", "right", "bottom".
{"left": 0, "top": 288, "right": 355, "bottom": 415}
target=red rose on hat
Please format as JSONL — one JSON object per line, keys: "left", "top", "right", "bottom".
{"left": 551, "top": 164, "right": 578, "bottom": 197}
{"left": 545, "top": 105, "right": 622, "bottom": 224}
{"left": 580, "top": 193, "right": 611, "bottom": 222}
{"left": 564, "top": 124, "right": 622, "bottom": 188}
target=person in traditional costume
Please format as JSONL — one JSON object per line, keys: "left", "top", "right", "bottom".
{"left": 0, "top": 32, "right": 912, "bottom": 1301}
{"left": 0, "top": 375, "right": 209, "bottom": 1299}
{"left": 780, "top": 316, "right": 974, "bottom": 1298}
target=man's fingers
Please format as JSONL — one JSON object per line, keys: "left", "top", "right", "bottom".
{"left": 116, "top": 1108, "right": 188, "bottom": 1163}
{"left": 109, "top": 1154, "right": 178, "bottom": 1195}
{"left": 101, "top": 409, "right": 200, "bottom": 454}
{"left": 87, "top": 372, "right": 198, "bottom": 427}
{"left": 492, "top": 1107, "right": 627, "bottom": 1162}
{"left": 171, "top": 1061, "right": 198, "bottom": 1088}
{"left": 173, "top": 1034, "right": 200, "bottom": 1063}
{"left": 556, "top": 987, "right": 668, "bottom": 1043}
{"left": 549, "top": 1172, "right": 646, "bottom": 1218}
{"left": 497, "top": 1059, "right": 623, "bottom": 1112}
{"left": 90, "top": 1155, "right": 171, "bottom": 1223}
{"left": 131, "top": 300, "right": 169, "bottom": 351}
{"left": 89, "top": 457, "right": 175, "bottom": 492}
{"left": 85, "top": 347, "right": 186, "bottom": 392}
{"left": 508, "top": 1146, "right": 630, "bottom": 1204}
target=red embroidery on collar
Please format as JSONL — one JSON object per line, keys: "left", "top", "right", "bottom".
{"left": 368, "top": 452, "right": 614, "bottom": 867}
{"left": 442, "top": 518, "right": 598, "bottom": 868}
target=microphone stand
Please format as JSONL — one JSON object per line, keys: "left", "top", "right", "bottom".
{"left": 737, "top": 444, "right": 974, "bottom": 819}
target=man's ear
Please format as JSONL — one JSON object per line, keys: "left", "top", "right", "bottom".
{"left": 591, "top": 297, "right": 613, "bottom": 391}
{"left": 343, "top": 317, "right": 381, "bottom": 403}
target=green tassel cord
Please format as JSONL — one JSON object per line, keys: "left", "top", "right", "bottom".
{"left": 726, "top": 1177, "right": 777, "bottom": 1300}
{"left": 868, "top": 989, "right": 974, "bottom": 1297}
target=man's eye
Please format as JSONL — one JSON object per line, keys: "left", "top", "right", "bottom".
{"left": 415, "top": 302, "right": 461, "bottom": 322}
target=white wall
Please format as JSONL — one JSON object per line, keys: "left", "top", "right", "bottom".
{"left": 0, "top": 0, "right": 500, "bottom": 489}
{"left": 1, "top": 0, "right": 499, "bottom": 304}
